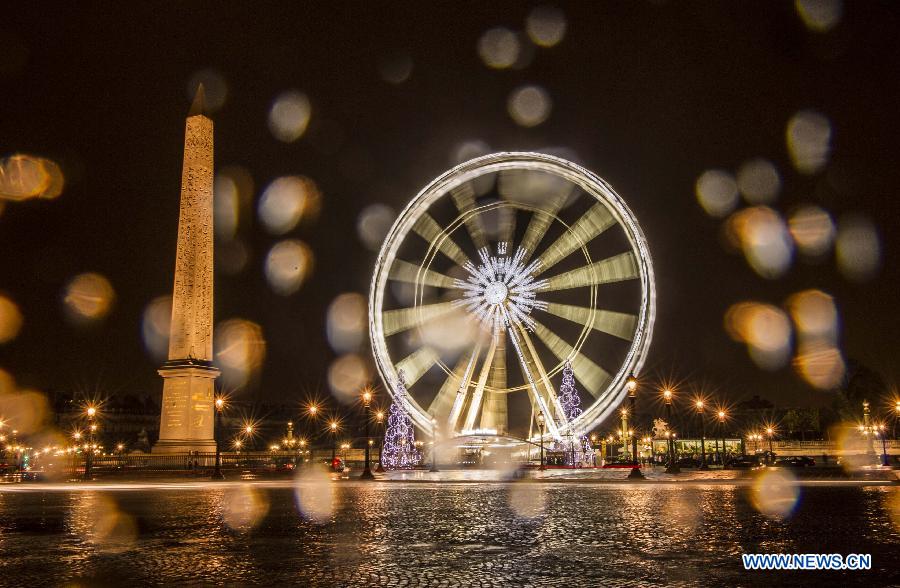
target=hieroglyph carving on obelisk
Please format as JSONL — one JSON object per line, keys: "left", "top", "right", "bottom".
{"left": 154, "top": 85, "right": 219, "bottom": 454}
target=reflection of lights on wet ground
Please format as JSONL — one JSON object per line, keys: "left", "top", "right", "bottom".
{"left": 215, "top": 319, "right": 266, "bottom": 386}
{"left": 0, "top": 154, "right": 64, "bottom": 201}
{"left": 327, "top": 292, "right": 367, "bottom": 353}
{"left": 727, "top": 206, "right": 793, "bottom": 278}
{"left": 736, "top": 158, "right": 780, "bottom": 204}
{"left": 751, "top": 468, "right": 800, "bottom": 519}
{"left": 258, "top": 176, "right": 320, "bottom": 235}
{"left": 63, "top": 273, "right": 115, "bottom": 324}
{"left": 478, "top": 27, "right": 520, "bottom": 69}
{"left": 507, "top": 85, "right": 551, "bottom": 127}
{"left": 795, "top": 0, "right": 843, "bottom": 33}
{"left": 378, "top": 51, "right": 413, "bottom": 84}
{"left": 356, "top": 203, "right": 396, "bottom": 251}
{"left": 787, "top": 109, "right": 831, "bottom": 174}
{"left": 72, "top": 494, "right": 137, "bottom": 553}
{"left": 268, "top": 91, "right": 311, "bottom": 142}
{"left": 508, "top": 481, "right": 546, "bottom": 518}
{"left": 526, "top": 5, "right": 567, "bottom": 48}
{"left": 836, "top": 215, "right": 880, "bottom": 282}
{"left": 223, "top": 485, "right": 270, "bottom": 531}
{"left": 142, "top": 295, "right": 172, "bottom": 361}
{"left": 725, "top": 302, "right": 792, "bottom": 370}
{"left": 294, "top": 466, "right": 335, "bottom": 523}
{"left": 187, "top": 69, "right": 228, "bottom": 112}
{"left": 0, "top": 294, "right": 23, "bottom": 344}
{"left": 788, "top": 205, "right": 835, "bottom": 257}
{"left": 328, "top": 353, "right": 371, "bottom": 401}
{"left": 695, "top": 169, "right": 738, "bottom": 217}
{"left": 265, "top": 239, "right": 313, "bottom": 295}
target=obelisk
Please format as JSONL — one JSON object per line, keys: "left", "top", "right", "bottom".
{"left": 154, "top": 85, "right": 218, "bottom": 454}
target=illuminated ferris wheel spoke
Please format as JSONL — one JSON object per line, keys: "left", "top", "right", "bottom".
{"left": 445, "top": 340, "right": 482, "bottom": 431}
{"left": 427, "top": 353, "right": 470, "bottom": 420}
{"left": 531, "top": 318, "right": 612, "bottom": 398}
{"left": 514, "top": 321, "right": 566, "bottom": 428}
{"left": 388, "top": 259, "right": 458, "bottom": 289}
{"left": 382, "top": 301, "right": 458, "bottom": 336}
{"left": 543, "top": 302, "right": 637, "bottom": 341}
{"left": 538, "top": 251, "right": 639, "bottom": 292}
{"left": 480, "top": 329, "right": 508, "bottom": 432}
{"left": 505, "top": 318, "right": 561, "bottom": 439}
{"left": 412, "top": 212, "right": 470, "bottom": 266}
{"left": 462, "top": 329, "right": 499, "bottom": 431}
{"left": 517, "top": 192, "right": 568, "bottom": 263}
{"left": 394, "top": 346, "right": 440, "bottom": 388}
{"left": 534, "top": 202, "right": 616, "bottom": 274}
{"left": 496, "top": 206, "right": 516, "bottom": 245}
{"left": 450, "top": 184, "right": 489, "bottom": 250}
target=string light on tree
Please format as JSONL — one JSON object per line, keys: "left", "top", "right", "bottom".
{"left": 381, "top": 370, "right": 421, "bottom": 469}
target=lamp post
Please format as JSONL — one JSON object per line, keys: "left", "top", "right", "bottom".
{"left": 625, "top": 376, "right": 644, "bottom": 479}
{"left": 717, "top": 410, "right": 726, "bottom": 467}
{"left": 329, "top": 420, "right": 338, "bottom": 468}
{"left": 375, "top": 410, "right": 385, "bottom": 472}
{"left": 429, "top": 418, "right": 439, "bottom": 472}
{"left": 875, "top": 424, "right": 888, "bottom": 466}
{"left": 663, "top": 389, "right": 680, "bottom": 474}
{"left": 695, "top": 400, "right": 708, "bottom": 470}
{"left": 212, "top": 397, "right": 225, "bottom": 479}
{"left": 765, "top": 426, "right": 775, "bottom": 465}
{"left": 537, "top": 411, "right": 545, "bottom": 471}
{"left": 84, "top": 406, "right": 96, "bottom": 480}
{"left": 361, "top": 390, "right": 374, "bottom": 480}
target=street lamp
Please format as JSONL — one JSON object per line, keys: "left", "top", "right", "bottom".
{"left": 626, "top": 375, "right": 644, "bottom": 479}
{"left": 361, "top": 390, "right": 374, "bottom": 480}
{"left": 375, "top": 410, "right": 385, "bottom": 473}
{"left": 695, "top": 400, "right": 708, "bottom": 470}
{"left": 537, "top": 411, "right": 545, "bottom": 471}
{"left": 212, "top": 397, "right": 225, "bottom": 480}
{"left": 84, "top": 405, "right": 97, "bottom": 480}
{"left": 717, "top": 410, "right": 727, "bottom": 466}
{"left": 663, "top": 389, "right": 679, "bottom": 474}
{"left": 765, "top": 426, "right": 775, "bottom": 464}
{"left": 875, "top": 424, "right": 889, "bottom": 466}
{"left": 329, "top": 420, "right": 339, "bottom": 468}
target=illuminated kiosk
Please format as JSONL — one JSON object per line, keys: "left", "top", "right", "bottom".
{"left": 154, "top": 86, "right": 218, "bottom": 454}
{"left": 369, "top": 153, "right": 655, "bottom": 456}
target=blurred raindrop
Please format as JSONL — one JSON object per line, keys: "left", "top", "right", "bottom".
{"left": 217, "top": 239, "right": 250, "bottom": 276}
{"left": 788, "top": 205, "right": 835, "bottom": 257}
{"left": 265, "top": 239, "right": 314, "bottom": 295}
{"left": 793, "top": 341, "right": 845, "bottom": 389}
{"left": 223, "top": 485, "right": 270, "bottom": 531}
{"left": 0, "top": 294, "right": 23, "bottom": 344}
{"left": 258, "top": 176, "right": 321, "bottom": 235}
{"left": 453, "top": 140, "right": 491, "bottom": 165}
{"left": 787, "top": 289, "right": 838, "bottom": 342}
{"left": 736, "top": 158, "right": 780, "bottom": 204}
{"left": 77, "top": 495, "right": 137, "bottom": 553}
{"left": 478, "top": 27, "right": 520, "bottom": 69}
{"left": 725, "top": 302, "right": 793, "bottom": 370}
{"left": 0, "top": 154, "right": 64, "bottom": 201}
{"left": 526, "top": 5, "right": 567, "bottom": 48}
{"left": 378, "top": 51, "right": 413, "bottom": 84}
{"left": 786, "top": 110, "right": 831, "bottom": 174}
{"left": 187, "top": 69, "right": 228, "bottom": 113}
{"left": 0, "top": 388, "right": 49, "bottom": 435}
{"left": 327, "top": 353, "right": 371, "bottom": 402}
{"left": 507, "top": 85, "right": 552, "bottom": 127}
{"left": 795, "top": 0, "right": 843, "bottom": 33}
{"left": 268, "top": 91, "right": 311, "bottom": 142}
{"left": 63, "top": 273, "right": 115, "bottom": 324}
{"left": 695, "top": 169, "right": 738, "bottom": 217}
{"left": 294, "top": 466, "right": 335, "bottom": 522}
{"left": 835, "top": 215, "right": 880, "bottom": 282}
{"left": 508, "top": 482, "right": 546, "bottom": 518}
{"left": 327, "top": 292, "right": 367, "bottom": 353}
{"left": 751, "top": 468, "right": 800, "bottom": 519}
{"left": 728, "top": 206, "right": 794, "bottom": 278}
{"left": 215, "top": 319, "right": 266, "bottom": 387}
{"left": 357, "top": 203, "right": 396, "bottom": 251}
{"left": 214, "top": 173, "right": 240, "bottom": 240}
{"left": 141, "top": 295, "right": 172, "bottom": 361}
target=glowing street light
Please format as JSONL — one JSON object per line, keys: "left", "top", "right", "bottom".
{"left": 662, "top": 388, "right": 679, "bottom": 474}
{"left": 717, "top": 409, "right": 727, "bottom": 466}
{"left": 212, "top": 396, "right": 226, "bottom": 480}
{"left": 695, "top": 399, "right": 708, "bottom": 470}
{"left": 361, "top": 389, "right": 375, "bottom": 480}
{"left": 329, "top": 420, "right": 340, "bottom": 468}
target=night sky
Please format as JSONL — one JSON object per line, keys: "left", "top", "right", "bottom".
{"left": 1, "top": 2, "right": 898, "bottom": 421}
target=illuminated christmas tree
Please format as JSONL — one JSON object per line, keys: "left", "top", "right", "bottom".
{"left": 557, "top": 360, "right": 593, "bottom": 466}
{"left": 381, "top": 370, "right": 421, "bottom": 469}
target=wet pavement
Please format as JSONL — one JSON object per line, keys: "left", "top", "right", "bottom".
{"left": 0, "top": 474, "right": 898, "bottom": 586}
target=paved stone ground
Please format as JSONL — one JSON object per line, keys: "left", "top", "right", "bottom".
{"left": 0, "top": 480, "right": 898, "bottom": 586}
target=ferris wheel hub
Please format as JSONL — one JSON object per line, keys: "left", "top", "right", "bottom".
{"left": 485, "top": 282, "right": 508, "bottom": 305}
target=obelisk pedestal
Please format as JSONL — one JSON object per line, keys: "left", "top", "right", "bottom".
{"left": 154, "top": 86, "right": 219, "bottom": 454}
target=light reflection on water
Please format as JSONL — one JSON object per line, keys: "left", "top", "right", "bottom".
{"left": 0, "top": 483, "right": 896, "bottom": 585}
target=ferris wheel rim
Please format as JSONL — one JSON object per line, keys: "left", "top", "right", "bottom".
{"left": 369, "top": 151, "right": 656, "bottom": 438}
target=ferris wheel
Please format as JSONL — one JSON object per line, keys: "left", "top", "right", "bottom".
{"left": 369, "top": 152, "right": 655, "bottom": 443}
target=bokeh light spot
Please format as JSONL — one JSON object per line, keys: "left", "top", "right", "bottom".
{"left": 265, "top": 239, "right": 314, "bottom": 295}
{"left": 507, "top": 85, "right": 552, "bottom": 127}
{"left": 0, "top": 294, "right": 23, "bottom": 344}
{"left": 0, "top": 154, "right": 64, "bottom": 201}
{"left": 795, "top": 0, "right": 843, "bottom": 33}
{"left": 787, "top": 289, "right": 838, "bottom": 342}
{"left": 187, "top": 69, "right": 228, "bottom": 113}
{"left": 268, "top": 91, "right": 311, "bottom": 142}
{"left": 378, "top": 51, "right": 413, "bottom": 84}
{"left": 294, "top": 466, "right": 335, "bottom": 523}
{"left": 327, "top": 292, "right": 367, "bottom": 354}
{"left": 478, "top": 27, "right": 520, "bottom": 69}
{"left": 788, "top": 205, "right": 835, "bottom": 257}
{"left": 223, "top": 485, "right": 270, "bottom": 531}
{"left": 142, "top": 295, "right": 172, "bottom": 361}
{"left": 736, "top": 158, "right": 780, "bottom": 204}
{"left": 728, "top": 206, "right": 794, "bottom": 278}
{"left": 63, "top": 273, "right": 115, "bottom": 324}
{"left": 695, "top": 169, "right": 738, "bottom": 218}
{"left": 258, "top": 176, "right": 320, "bottom": 235}
{"left": 357, "top": 203, "right": 396, "bottom": 252}
{"left": 327, "top": 353, "right": 371, "bottom": 402}
{"left": 751, "top": 468, "right": 800, "bottom": 519}
{"left": 836, "top": 215, "right": 880, "bottom": 282}
{"left": 793, "top": 341, "right": 845, "bottom": 389}
{"left": 214, "top": 173, "right": 240, "bottom": 240}
{"left": 215, "top": 319, "right": 266, "bottom": 387}
{"left": 526, "top": 5, "right": 567, "bottom": 48}
{"left": 787, "top": 110, "right": 831, "bottom": 174}
{"left": 725, "top": 302, "right": 793, "bottom": 370}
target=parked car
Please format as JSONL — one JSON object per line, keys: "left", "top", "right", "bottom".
{"left": 602, "top": 457, "right": 639, "bottom": 469}
{"left": 725, "top": 455, "right": 761, "bottom": 469}
{"left": 774, "top": 456, "right": 816, "bottom": 468}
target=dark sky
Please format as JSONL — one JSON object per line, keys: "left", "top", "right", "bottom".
{"left": 1, "top": 2, "right": 898, "bottom": 419}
